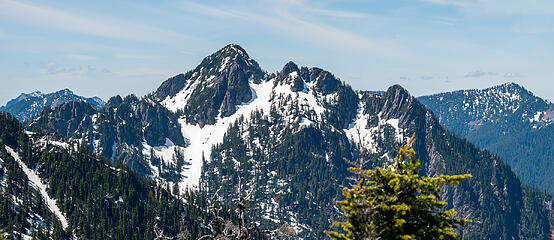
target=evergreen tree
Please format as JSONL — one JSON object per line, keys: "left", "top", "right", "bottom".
{"left": 326, "top": 136, "right": 471, "bottom": 240}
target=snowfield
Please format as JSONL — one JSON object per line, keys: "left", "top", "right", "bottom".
{"left": 177, "top": 79, "right": 275, "bottom": 190}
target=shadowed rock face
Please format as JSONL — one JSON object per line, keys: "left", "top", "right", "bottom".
{"left": 310, "top": 67, "right": 340, "bottom": 95}
{"left": 381, "top": 85, "right": 412, "bottom": 120}
{"left": 30, "top": 101, "right": 97, "bottom": 139}
{"left": 219, "top": 63, "right": 253, "bottom": 117}
{"left": 155, "top": 74, "right": 188, "bottom": 100}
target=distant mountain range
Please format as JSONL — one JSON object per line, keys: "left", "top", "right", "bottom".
{"left": 419, "top": 83, "right": 554, "bottom": 192}
{"left": 0, "top": 89, "right": 105, "bottom": 121}
{"left": 0, "top": 45, "right": 551, "bottom": 239}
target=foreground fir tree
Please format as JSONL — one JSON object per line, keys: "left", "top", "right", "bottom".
{"left": 326, "top": 136, "right": 471, "bottom": 240}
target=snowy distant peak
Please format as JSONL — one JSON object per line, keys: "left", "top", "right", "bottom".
{"left": 1, "top": 88, "right": 105, "bottom": 121}
{"left": 418, "top": 82, "right": 553, "bottom": 131}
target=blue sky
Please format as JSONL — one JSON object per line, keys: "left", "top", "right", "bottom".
{"left": 1, "top": 0, "right": 553, "bottom": 105}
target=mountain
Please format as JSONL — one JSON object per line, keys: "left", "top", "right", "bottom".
{"left": 0, "top": 112, "right": 221, "bottom": 239}
{"left": 418, "top": 83, "right": 554, "bottom": 192}
{"left": 27, "top": 94, "right": 187, "bottom": 183}
{"left": 0, "top": 89, "right": 105, "bottom": 121}
{"left": 20, "top": 45, "right": 553, "bottom": 239}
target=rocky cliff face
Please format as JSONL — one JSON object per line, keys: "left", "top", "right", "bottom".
{"left": 30, "top": 101, "right": 96, "bottom": 139}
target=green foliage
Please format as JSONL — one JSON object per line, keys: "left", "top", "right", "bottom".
{"left": 326, "top": 137, "right": 471, "bottom": 240}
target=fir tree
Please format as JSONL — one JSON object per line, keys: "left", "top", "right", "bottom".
{"left": 326, "top": 135, "right": 471, "bottom": 240}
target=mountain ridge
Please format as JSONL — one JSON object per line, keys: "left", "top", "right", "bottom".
{"left": 14, "top": 44, "right": 553, "bottom": 239}
{"left": 418, "top": 82, "right": 554, "bottom": 192}
{"left": 0, "top": 88, "right": 105, "bottom": 121}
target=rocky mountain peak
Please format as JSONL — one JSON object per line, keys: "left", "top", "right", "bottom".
{"left": 195, "top": 44, "right": 264, "bottom": 82}
{"left": 310, "top": 67, "right": 341, "bottom": 95}
{"left": 279, "top": 61, "right": 299, "bottom": 77}
{"left": 276, "top": 61, "right": 306, "bottom": 92}
{"left": 155, "top": 44, "right": 264, "bottom": 102}
{"left": 156, "top": 45, "right": 268, "bottom": 126}
{"left": 381, "top": 84, "right": 416, "bottom": 121}
{"left": 105, "top": 95, "right": 123, "bottom": 108}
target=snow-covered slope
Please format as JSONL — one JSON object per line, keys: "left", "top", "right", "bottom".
{"left": 5, "top": 146, "right": 69, "bottom": 230}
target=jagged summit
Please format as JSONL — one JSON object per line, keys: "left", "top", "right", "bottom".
{"left": 155, "top": 44, "right": 263, "bottom": 100}
{"left": 278, "top": 61, "right": 300, "bottom": 77}
{"left": 217, "top": 44, "right": 250, "bottom": 59}
{"left": 156, "top": 44, "right": 264, "bottom": 126}
{"left": 157, "top": 45, "right": 350, "bottom": 126}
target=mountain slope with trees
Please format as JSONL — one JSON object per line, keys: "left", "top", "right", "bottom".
{"left": 418, "top": 83, "right": 554, "bottom": 192}
{"left": 0, "top": 112, "right": 220, "bottom": 239}
{"left": 13, "top": 45, "right": 554, "bottom": 239}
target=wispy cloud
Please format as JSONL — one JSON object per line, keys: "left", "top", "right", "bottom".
{"left": 422, "top": 0, "right": 479, "bottom": 7}
{"left": 510, "top": 27, "right": 554, "bottom": 34}
{"left": 67, "top": 54, "right": 96, "bottom": 60}
{"left": 0, "top": 0, "right": 189, "bottom": 43}
{"left": 288, "top": 0, "right": 369, "bottom": 19}
{"left": 177, "top": 1, "right": 376, "bottom": 53}
{"left": 40, "top": 61, "right": 96, "bottom": 76}
{"left": 504, "top": 72, "right": 521, "bottom": 78}
{"left": 464, "top": 70, "right": 497, "bottom": 78}
{"left": 115, "top": 54, "right": 160, "bottom": 60}
{"left": 114, "top": 68, "right": 172, "bottom": 77}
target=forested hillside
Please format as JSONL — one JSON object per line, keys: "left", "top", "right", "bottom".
{"left": 0, "top": 112, "right": 219, "bottom": 239}
{"left": 419, "top": 83, "right": 554, "bottom": 192}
